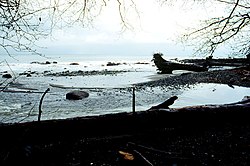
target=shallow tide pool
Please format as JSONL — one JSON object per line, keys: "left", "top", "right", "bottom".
{"left": 172, "top": 83, "right": 250, "bottom": 108}
{"left": 0, "top": 80, "right": 249, "bottom": 123}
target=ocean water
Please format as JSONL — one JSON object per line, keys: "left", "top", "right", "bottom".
{"left": 0, "top": 54, "right": 249, "bottom": 123}
{"left": 1, "top": 54, "right": 155, "bottom": 72}
{"left": 0, "top": 54, "right": 158, "bottom": 123}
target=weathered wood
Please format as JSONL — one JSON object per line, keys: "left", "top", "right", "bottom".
{"left": 180, "top": 56, "right": 250, "bottom": 67}
{"left": 152, "top": 53, "right": 208, "bottom": 74}
{"left": 128, "top": 142, "right": 174, "bottom": 155}
{"left": 0, "top": 97, "right": 249, "bottom": 166}
{"left": 133, "top": 150, "right": 154, "bottom": 166}
{"left": 132, "top": 87, "right": 136, "bottom": 114}
{"left": 148, "top": 96, "right": 178, "bottom": 110}
{"left": 175, "top": 96, "right": 250, "bottom": 113}
{"left": 0, "top": 96, "right": 249, "bottom": 165}
{"left": 38, "top": 88, "right": 50, "bottom": 122}
{"left": 0, "top": 96, "right": 249, "bottom": 140}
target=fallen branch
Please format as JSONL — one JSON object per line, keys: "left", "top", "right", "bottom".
{"left": 175, "top": 96, "right": 250, "bottom": 113}
{"left": 128, "top": 142, "right": 174, "bottom": 155}
{"left": 1, "top": 90, "right": 44, "bottom": 93}
{"left": 38, "top": 88, "right": 50, "bottom": 122}
{"left": 49, "top": 83, "right": 127, "bottom": 90}
{"left": 133, "top": 150, "right": 154, "bottom": 166}
{"left": 148, "top": 96, "right": 178, "bottom": 110}
{"left": 18, "top": 104, "right": 37, "bottom": 123}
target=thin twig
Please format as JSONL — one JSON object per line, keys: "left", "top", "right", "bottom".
{"left": 18, "top": 103, "right": 37, "bottom": 123}
{"left": 5, "top": 60, "right": 16, "bottom": 78}
{"left": 128, "top": 142, "right": 174, "bottom": 155}
{"left": 133, "top": 150, "right": 154, "bottom": 166}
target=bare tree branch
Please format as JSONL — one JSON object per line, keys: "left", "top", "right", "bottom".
{"left": 178, "top": 0, "right": 250, "bottom": 56}
{"left": 0, "top": 0, "right": 137, "bottom": 56}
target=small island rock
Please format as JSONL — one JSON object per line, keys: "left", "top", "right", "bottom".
{"left": 66, "top": 90, "right": 89, "bottom": 100}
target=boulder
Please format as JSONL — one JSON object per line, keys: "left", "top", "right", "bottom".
{"left": 2, "top": 74, "right": 12, "bottom": 78}
{"left": 66, "top": 90, "right": 89, "bottom": 100}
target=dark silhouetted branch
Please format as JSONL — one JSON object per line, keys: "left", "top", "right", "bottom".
{"left": 38, "top": 88, "right": 50, "bottom": 122}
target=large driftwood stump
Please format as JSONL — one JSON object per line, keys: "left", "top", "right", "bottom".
{"left": 152, "top": 53, "right": 208, "bottom": 74}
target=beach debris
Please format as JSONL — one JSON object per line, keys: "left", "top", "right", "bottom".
{"left": 134, "top": 62, "right": 150, "bottom": 65}
{"left": 38, "top": 88, "right": 50, "bottom": 122}
{"left": 127, "top": 142, "right": 174, "bottom": 155}
{"left": 148, "top": 96, "right": 178, "bottom": 110}
{"left": 66, "top": 90, "right": 89, "bottom": 100}
{"left": 132, "top": 87, "right": 136, "bottom": 114}
{"left": 119, "top": 151, "right": 134, "bottom": 160}
{"left": 133, "top": 150, "right": 154, "bottom": 166}
{"left": 180, "top": 56, "right": 249, "bottom": 67}
{"left": 152, "top": 53, "right": 207, "bottom": 74}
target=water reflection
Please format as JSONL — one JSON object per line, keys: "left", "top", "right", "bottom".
{"left": 172, "top": 83, "right": 250, "bottom": 108}
{"left": 0, "top": 83, "right": 249, "bottom": 123}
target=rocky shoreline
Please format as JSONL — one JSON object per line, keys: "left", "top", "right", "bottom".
{"left": 136, "top": 66, "right": 250, "bottom": 88}
{"left": 1, "top": 63, "right": 250, "bottom": 165}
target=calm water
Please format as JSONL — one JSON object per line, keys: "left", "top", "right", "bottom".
{"left": 0, "top": 54, "right": 249, "bottom": 123}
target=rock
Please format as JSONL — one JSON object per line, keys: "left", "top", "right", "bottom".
{"left": 2, "top": 74, "right": 12, "bottom": 78}
{"left": 66, "top": 90, "right": 89, "bottom": 100}
{"left": 70, "top": 62, "right": 79, "bottom": 65}
{"left": 106, "top": 62, "right": 121, "bottom": 66}
{"left": 45, "top": 61, "right": 51, "bottom": 64}
{"left": 31, "top": 61, "right": 52, "bottom": 65}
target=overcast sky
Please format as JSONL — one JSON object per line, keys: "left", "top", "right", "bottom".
{"left": 2, "top": 0, "right": 229, "bottom": 59}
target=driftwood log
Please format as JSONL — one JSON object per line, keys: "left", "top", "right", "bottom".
{"left": 152, "top": 53, "right": 208, "bottom": 74}
{"left": 0, "top": 96, "right": 249, "bottom": 141}
{"left": 180, "top": 56, "right": 250, "bottom": 67}
{"left": 153, "top": 53, "right": 249, "bottom": 74}
{"left": 0, "top": 96, "right": 249, "bottom": 165}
